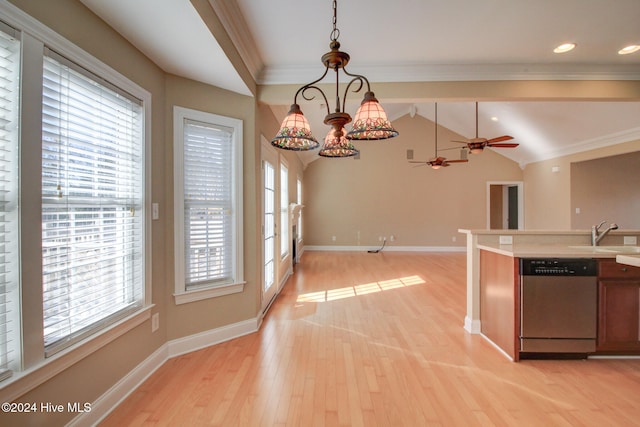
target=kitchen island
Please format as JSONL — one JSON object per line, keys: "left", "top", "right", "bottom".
{"left": 459, "top": 229, "right": 640, "bottom": 361}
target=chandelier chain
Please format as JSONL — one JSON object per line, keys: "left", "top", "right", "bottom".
{"left": 330, "top": 0, "right": 340, "bottom": 42}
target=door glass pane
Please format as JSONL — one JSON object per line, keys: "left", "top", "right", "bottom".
{"left": 264, "top": 161, "right": 275, "bottom": 292}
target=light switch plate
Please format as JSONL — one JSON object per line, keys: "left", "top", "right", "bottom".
{"left": 499, "top": 235, "right": 513, "bottom": 245}
{"left": 151, "top": 313, "right": 159, "bottom": 332}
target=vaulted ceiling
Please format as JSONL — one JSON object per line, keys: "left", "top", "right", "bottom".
{"left": 79, "top": 0, "right": 640, "bottom": 167}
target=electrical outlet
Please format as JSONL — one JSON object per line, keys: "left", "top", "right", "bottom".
{"left": 152, "top": 313, "right": 159, "bottom": 332}
{"left": 499, "top": 235, "right": 513, "bottom": 245}
{"left": 624, "top": 236, "right": 638, "bottom": 245}
{"left": 331, "top": 235, "right": 336, "bottom": 242}
{"left": 152, "top": 202, "right": 159, "bottom": 220}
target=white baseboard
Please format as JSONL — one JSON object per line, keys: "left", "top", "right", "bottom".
{"left": 70, "top": 316, "right": 261, "bottom": 426}
{"left": 167, "top": 317, "right": 259, "bottom": 358}
{"left": 464, "top": 316, "right": 481, "bottom": 334}
{"left": 68, "top": 345, "right": 168, "bottom": 427}
{"left": 304, "top": 245, "right": 466, "bottom": 252}
{"left": 278, "top": 265, "right": 292, "bottom": 293}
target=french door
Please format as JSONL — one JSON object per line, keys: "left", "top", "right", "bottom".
{"left": 261, "top": 139, "right": 279, "bottom": 312}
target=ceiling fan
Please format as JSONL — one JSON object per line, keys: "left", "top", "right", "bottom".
{"left": 453, "top": 102, "right": 519, "bottom": 154}
{"left": 409, "top": 103, "right": 468, "bottom": 169}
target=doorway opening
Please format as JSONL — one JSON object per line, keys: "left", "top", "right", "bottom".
{"left": 487, "top": 181, "right": 524, "bottom": 230}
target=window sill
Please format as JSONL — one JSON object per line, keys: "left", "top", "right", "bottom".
{"left": 173, "top": 282, "right": 245, "bottom": 305}
{"left": 0, "top": 305, "right": 152, "bottom": 401}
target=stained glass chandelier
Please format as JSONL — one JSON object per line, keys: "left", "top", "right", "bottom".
{"left": 270, "top": 0, "right": 398, "bottom": 157}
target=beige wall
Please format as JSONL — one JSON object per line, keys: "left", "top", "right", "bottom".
{"left": 523, "top": 139, "right": 640, "bottom": 230}
{"left": 303, "top": 114, "right": 524, "bottom": 248}
{"left": 571, "top": 151, "right": 640, "bottom": 230}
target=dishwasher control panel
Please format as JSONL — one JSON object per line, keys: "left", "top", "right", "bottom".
{"left": 520, "top": 258, "right": 598, "bottom": 276}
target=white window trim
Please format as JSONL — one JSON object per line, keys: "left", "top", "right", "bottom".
{"left": 0, "top": 1, "right": 152, "bottom": 396}
{"left": 279, "top": 158, "right": 289, "bottom": 260}
{"left": 297, "top": 175, "right": 303, "bottom": 244}
{"left": 173, "top": 106, "right": 244, "bottom": 305}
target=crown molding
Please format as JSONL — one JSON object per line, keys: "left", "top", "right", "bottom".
{"left": 207, "top": 0, "right": 264, "bottom": 82}
{"left": 520, "top": 126, "right": 640, "bottom": 167}
{"left": 259, "top": 63, "right": 640, "bottom": 85}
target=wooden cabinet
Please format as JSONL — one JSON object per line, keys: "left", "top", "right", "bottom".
{"left": 479, "top": 250, "right": 519, "bottom": 360}
{"left": 597, "top": 259, "right": 640, "bottom": 353}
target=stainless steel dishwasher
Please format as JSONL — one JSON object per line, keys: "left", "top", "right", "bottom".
{"left": 520, "top": 258, "right": 598, "bottom": 356}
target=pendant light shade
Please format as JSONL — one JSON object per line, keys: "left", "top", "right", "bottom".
{"left": 271, "top": 1, "right": 397, "bottom": 155}
{"left": 319, "top": 128, "right": 359, "bottom": 158}
{"left": 347, "top": 92, "right": 398, "bottom": 140}
{"left": 271, "top": 104, "right": 319, "bottom": 151}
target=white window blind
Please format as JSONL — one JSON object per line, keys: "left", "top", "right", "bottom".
{"left": 41, "top": 49, "right": 144, "bottom": 355}
{"left": 0, "top": 22, "right": 20, "bottom": 380}
{"left": 182, "top": 119, "right": 234, "bottom": 289}
{"left": 280, "top": 163, "right": 288, "bottom": 258}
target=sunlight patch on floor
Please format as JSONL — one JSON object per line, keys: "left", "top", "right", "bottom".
{"left": 297, "top": 275, "right": 426, "bottom": 303}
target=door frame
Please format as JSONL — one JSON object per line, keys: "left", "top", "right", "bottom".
{"left": 261, "top": 136, "right": 279, "bottom": 313}
{"left": 278, "top": 157, "right": 292, "bottom": 289}
{"left": 486, "top": 181, "right": 524, "bottom": 230}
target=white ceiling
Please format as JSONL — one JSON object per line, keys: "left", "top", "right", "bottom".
{"left": 79, "top": 0, "right": 640, "bottom": 167}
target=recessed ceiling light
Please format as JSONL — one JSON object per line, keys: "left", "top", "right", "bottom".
{"left": 491, "top": 116, "right": 499, "bottom": 122}
{"left": 618, "top": 45, "right": 640, "bottom": 55}
{"left": 553, "top": 43, "right": 576, "bottom": 54}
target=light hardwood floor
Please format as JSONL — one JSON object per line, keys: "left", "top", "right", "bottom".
{"left": 101, "top": 251, "right": 640, "bottom": 426}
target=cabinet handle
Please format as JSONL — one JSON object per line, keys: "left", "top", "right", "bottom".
{"left": 621, "top": 267, "right": 628, "bottom": 272}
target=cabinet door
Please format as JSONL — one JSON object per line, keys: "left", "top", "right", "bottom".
{"left": 597, "top": 280, "right": 640, "bottom": 352}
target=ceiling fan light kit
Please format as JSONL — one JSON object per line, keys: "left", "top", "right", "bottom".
{"left": 453, "top": 102, "right": 519, "bottom": 154}
{"left": 271, "top": 0, "right": 398, "bottom": 157}
{"left": 409, "top": 103, "right": 469, "bottom": 170}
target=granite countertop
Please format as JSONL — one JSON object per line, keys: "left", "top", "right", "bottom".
{"left": 616, "top": 255, "right": 640, "bottom": 268}
{"left": 476, "top": 243, "right": 633, "bottom": 259}
{"left": 460, "top": 229, "right": 640, "bottom": 235}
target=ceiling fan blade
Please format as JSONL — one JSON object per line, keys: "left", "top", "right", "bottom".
{"left": 487, "top": 135, "right": 514, "bottom": 143}
{"left": 487, "top": 143, "right": 519, "bottom": 148}
{"left": 409, "top": 160, "right": 428, "bottom": 163}
{"left": 445, "top": 159, "right": 469, "bottom": 163}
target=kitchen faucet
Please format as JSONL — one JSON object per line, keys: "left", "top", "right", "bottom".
{"left": 591, "top": 220, "right": 618, "bottom": 246}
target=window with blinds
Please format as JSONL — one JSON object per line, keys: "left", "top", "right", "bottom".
{"left": 182, "top": 119, "right": 235, "bottom": 289}
{"left": 41, "top": 49, "right": 144, "bottom": 354}
{"left": 0, "top": 23, "right": 20, "bottom": 380}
